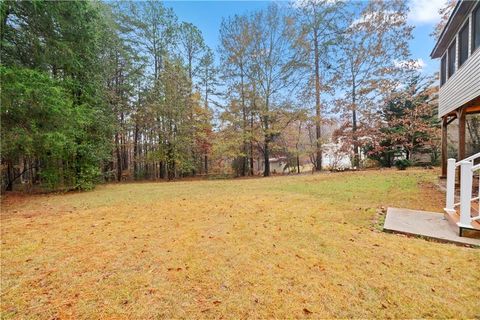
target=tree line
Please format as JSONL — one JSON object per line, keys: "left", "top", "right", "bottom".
{"left": 1, "top": 0, "right": 443, "bottom": 192}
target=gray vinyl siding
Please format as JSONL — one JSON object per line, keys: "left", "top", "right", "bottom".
{"left": 438, "top": 7, "right": 480, "bottom": 118}
{"left": 439, "top": 49, "right": 480, "bottom": 117}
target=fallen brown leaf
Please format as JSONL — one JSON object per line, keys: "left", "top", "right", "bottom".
{"left": 303, "top": 308, "right": 313, "bottom": 315}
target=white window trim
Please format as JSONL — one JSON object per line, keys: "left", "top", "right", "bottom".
{"left": 446, "top": 36, "right": 456, "bottom": 79}
{"left": 444, "top": 5, "right": 477, "bottom": 80}
{"left": 457, "top": 17, "right": 470, "bottom": 69}
{"left": 440, "top": 52, "right": 447, "bottom": 86}
{"left": 473, "top": 2, "right": 480, "bottom": 54}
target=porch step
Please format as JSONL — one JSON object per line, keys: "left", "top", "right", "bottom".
{"left": 443, "top": 211, "right": 480, "bottom": 239}
{"left": 384, "top": 208, "right": 480, "bottom": 246}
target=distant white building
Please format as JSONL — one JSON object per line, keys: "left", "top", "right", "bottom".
{"left": 322, "top": 143, "right": 352, "bottom": 170}
{"left": 256, "top": 157, "right": 289, "bottom": 174}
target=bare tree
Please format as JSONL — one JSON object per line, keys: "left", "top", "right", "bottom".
{"left": 338, "top": 0, "right": 413, "bottom": 168}
{"left": 293, "top": 0, "right": 347, "bottom": 171}
{"left": 247, "top": 4, "right": 303, "bottom": 176}
{"left": 219, "top": 15, "right": 253, "bottom": 176}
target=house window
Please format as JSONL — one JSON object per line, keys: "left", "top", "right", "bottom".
{"left": 474, "top": 3, "right": 480, "bottom": 52}
{"left": 448, "top": 40, "right": 456, "bottom": 78}
{"left": 440, "top": 55, "right": 446, "bottom": 86}
{"left": 459, "top": 21, "right": 469, "bottom": 66}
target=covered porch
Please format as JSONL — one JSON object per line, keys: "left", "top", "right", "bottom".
{"left": 440, "top": 97, "right": 480, "bottom": 178}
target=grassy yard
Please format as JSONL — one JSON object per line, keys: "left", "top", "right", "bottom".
{"left": 1, "top": 169, "right": 479, "bottom": 319}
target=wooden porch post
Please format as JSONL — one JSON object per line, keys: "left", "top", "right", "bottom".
{"left": 457, "top": 107, "right": 466, "bottom": 161}
{"left": 441, "top": 116, "right": 448, "bottom": 178}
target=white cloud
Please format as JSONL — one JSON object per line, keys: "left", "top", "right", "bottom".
{"left": 415, "top": 58, "right": 427, "bottom": 70}
{"left": 350, "top": 10, "right": 404, "bottom": 29}
{"left": 292, "top": 0, "right": 339, "bottom": 9}
{"left": 408, "top": 0, "right": 444, "bottom": 25}
{"left": 394, "top": 58, "right": 427, "bottom": 71}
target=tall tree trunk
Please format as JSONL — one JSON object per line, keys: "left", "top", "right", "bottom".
{"left": 204, "top": 154, "right": 208, "bottom": 175}
{"left": 263, "top": 88, "right": 271, "bottom": 177}
{"left": 297, "top": 154, "right": 300, "bottom": 174}
{"left": 160, "top": 161, "right": 165, "bottom": 179}
{"left": 352, "top": 81, "right": 360, "bottom": 168}
{"left": 242, "top": 147, "right": 248, "bottom": 176}
{"left": 240, "top": 70, "right": 247, "bottom": 176}
{"left": 296, "top": 122, "right": 302, "bottom": 174}
{"left": 187, "top": 53, "right": 197, "bottom": 177}
{"left": 249, "top": 112, "right": 254, "bottom": 175}
{"left": 121, "top": 137, "right": 128, "bottom": 172}
{"left": 314, "top": 26, "right": 322, "bottom": 171}
{"left": 249, "top": 144, "right": 254, "bottom": 175}
{"left": 115, "top": 132, "right": 122, "bottom": 181}
{"left": 263, "top": 114, "right": 270, "bottom": 177}
{"left": 145, "top": 137, "right": 149, "bottom": 179}
{"left": 133, "top": 123, "right": 139, "bottom": 180}
{"left": 167, "top": 141, "right": 175, "bottom": 181}
{"left": 264, "top": 139, "right": 270, "bottom": 177}
{"left": 158, "top": 131, "right": 166, "bottom": 179}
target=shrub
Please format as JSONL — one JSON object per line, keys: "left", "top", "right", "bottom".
{"left": 395, "top": 159, "right": 411, "bottom": 170}
{"left": 361, "top": 158, "right": 381, "bottom": 169}
{"left": 76, "top": 165, "right": 101, "bottom": 191}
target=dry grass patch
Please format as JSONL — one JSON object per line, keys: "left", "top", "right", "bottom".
{"left": 1, "top": 169, "right": 479, "bottom": 318}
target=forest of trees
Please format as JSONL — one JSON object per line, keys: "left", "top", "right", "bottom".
{"left": 1, "top": 0, "right": 445, "bottom": 192}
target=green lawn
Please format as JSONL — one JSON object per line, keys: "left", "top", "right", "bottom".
{"left": 1, "top": 169, "right": 479, "bottom": 318}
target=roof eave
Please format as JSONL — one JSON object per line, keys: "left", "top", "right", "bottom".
{"left": 430, "top": 0, "right": 463, "bottom": 59}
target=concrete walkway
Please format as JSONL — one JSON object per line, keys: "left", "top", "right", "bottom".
{"left": 384, "top": 207, "right": 480, "bottom": 246}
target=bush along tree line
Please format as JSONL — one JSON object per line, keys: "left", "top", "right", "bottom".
{"left": 1, "top": 0, "right": 445, "bottom": 192}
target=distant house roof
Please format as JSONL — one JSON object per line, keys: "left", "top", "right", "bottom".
{"left": 431, "top": 0, "right": 477, "bottom": 59}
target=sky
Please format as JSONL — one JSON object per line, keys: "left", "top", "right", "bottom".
{"left": 164, "top": 0, "right": 446, "bottom": 76}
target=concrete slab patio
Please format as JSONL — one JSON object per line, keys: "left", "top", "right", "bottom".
{"left": 384, "top": 207, "right": 480, "bottom": 246}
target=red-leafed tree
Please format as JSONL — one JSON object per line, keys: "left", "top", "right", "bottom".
{"left": 366, "top": 74, "right": 441, "bottom": 166}
{"left": 335, "top": 0, "right": 414, "bottom": 168}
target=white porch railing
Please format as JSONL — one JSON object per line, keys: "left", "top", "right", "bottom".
{"left": 445, "top": 152, "right": 480, "bottom": 230}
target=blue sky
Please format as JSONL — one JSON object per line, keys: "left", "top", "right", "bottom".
{"left": 164, "top": 0, "right": 445, "bottom": 76}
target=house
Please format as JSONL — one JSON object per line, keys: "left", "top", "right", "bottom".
{"left": 255, "top": 157, "right": 289, "bottom": 174}
{"left": 322, "top": 142, "right": 352, "bottom": 170}
{"left": 430, "top": 0, "right": 480, "bottom": 238}
{"left": 430, "top": 0, "right": 480, "bottom": 176}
